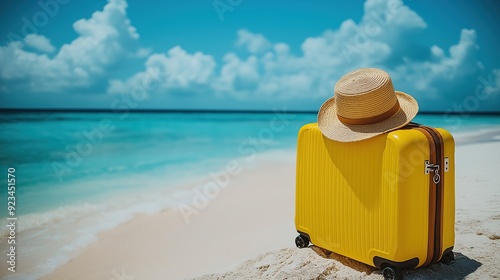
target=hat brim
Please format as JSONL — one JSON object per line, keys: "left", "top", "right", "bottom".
{"left": 317, "top": 91, "right": 419, "bottom": 142}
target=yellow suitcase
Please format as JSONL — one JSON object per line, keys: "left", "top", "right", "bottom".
{"left": 295, "top": 123, "right": 455, "bottom": 279}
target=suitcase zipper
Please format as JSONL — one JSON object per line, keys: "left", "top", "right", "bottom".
{"left": 414, "top": 126, "right": 445, "bottom": 266}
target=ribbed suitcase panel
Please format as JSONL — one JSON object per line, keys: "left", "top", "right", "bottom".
{"left": 296, "top": 124, "right": 396, "bottom": 265}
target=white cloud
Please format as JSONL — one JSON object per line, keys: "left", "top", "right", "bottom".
{"left": 393, "top": 29, "right": 480, "bottom": 96}
{"left": 0, "top": 0, "right": 140, "bottom": 93}
{"left": 213, "top": 53, "right": 260, "bottom": 95}
{"left": 107, "top": 46, "right": 216, "bottom": 94}
{"left": 236, "top": 29, "right": 272, "bottom": 54}
{"left": 149, "top": 47, "right": 216, "bottom": 87}
{"left": 55, "top": 0, "right": 138, "bottom": 75}
{"left": 204, "top": 0, "right": 429, "bottom": 99}
{"left": 23, "top": 34, "right": 55, "bottom": 53}
{"left": 362, "top": 0, "right": 426, "bottom": 30}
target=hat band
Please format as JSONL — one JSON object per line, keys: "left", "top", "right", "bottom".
{"left": 337, "top": 101, "right": 401, "bottom": 125}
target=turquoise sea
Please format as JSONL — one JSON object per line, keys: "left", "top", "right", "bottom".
{"left": 0, "top": 110, "right": 500, "bottom": 279}
{"left": 1, "top": 110, "right": 500, "bottom": 217}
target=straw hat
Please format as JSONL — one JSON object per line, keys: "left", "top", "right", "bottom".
{"left": 317, "top": 68, "right": 419, "bottom": 142}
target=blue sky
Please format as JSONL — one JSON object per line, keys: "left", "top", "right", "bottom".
{"left": 0, "top": 0, "right": 499, "bottom": 111}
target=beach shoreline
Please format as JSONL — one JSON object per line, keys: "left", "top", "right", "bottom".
{"left": 5, "top": 131, "right": 500, "bottom": 280}
{"left": 39, "top": 150, "right": 298, "bottom": 280}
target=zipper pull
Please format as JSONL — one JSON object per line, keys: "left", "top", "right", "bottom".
{"left": 433, "top": 169, "right": 440, "bottom": 184}
{"left": 424, "top": 160, "right": 441, "bottom": 184}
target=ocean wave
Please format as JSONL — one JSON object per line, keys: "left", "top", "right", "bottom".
{"left": 453, "top": 127, "right": 500, "bottom": 145}
{"left": 0, "top": 203, "right": 102, "bottom": 238}
{"left": 0, "top": 186, "right": 182, "bottom": 280}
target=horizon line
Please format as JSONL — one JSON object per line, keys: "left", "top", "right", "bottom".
{"left": 1, "top": 108, "right": 500, "bottom": 115}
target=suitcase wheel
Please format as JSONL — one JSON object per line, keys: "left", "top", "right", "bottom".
{"left": 440, "top": 251, "right": 455, "bottom": 265}
{"left": 295, "top": 235, "right": 310, "bottom": 248}
{"left": 382, "top": 266, "right": 403, "bottom": 280}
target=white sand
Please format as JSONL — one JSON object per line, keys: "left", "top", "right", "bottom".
{"left": 41, "top": 152, "right": 297, "bottom": 280}
{"left": 41, "top": 138, "right": 500, "bottom": 280}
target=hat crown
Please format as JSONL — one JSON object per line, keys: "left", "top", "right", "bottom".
{"left": 317, "top": 67, "right": 419, "bottom": 142}
{"left": 335, "top": 68, "right": 399, "bottom": 121}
